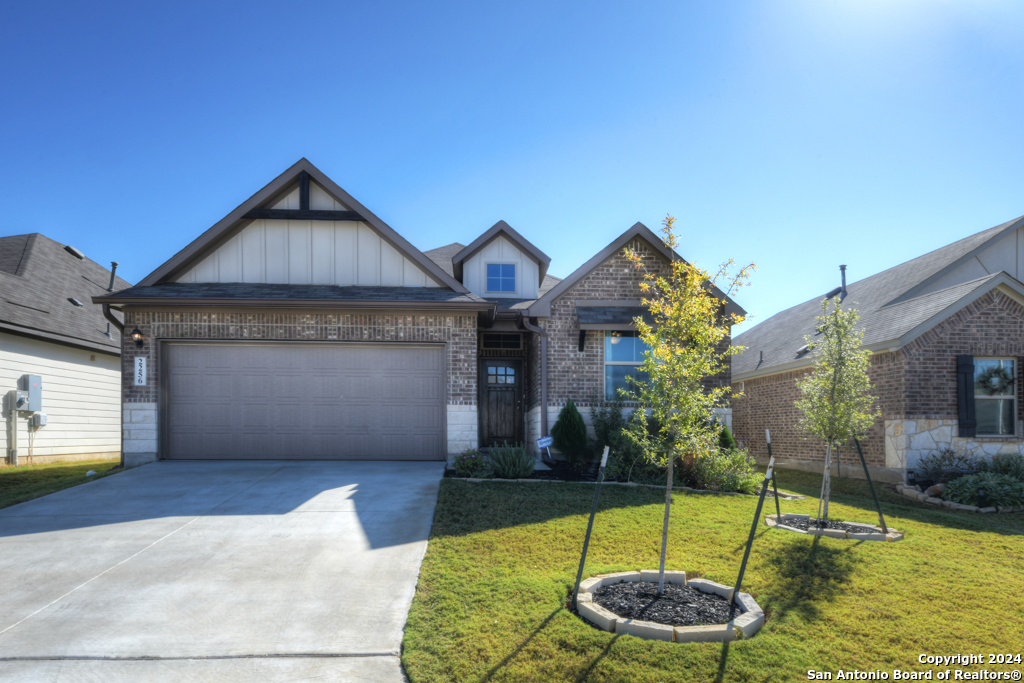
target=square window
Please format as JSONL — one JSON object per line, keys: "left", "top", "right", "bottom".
{"left": 486, "top": 263, "right": 516, "bottom": 292}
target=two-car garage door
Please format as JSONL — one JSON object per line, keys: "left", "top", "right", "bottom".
{"left": 163, "top": 342, "right": 446, "bottom": 460}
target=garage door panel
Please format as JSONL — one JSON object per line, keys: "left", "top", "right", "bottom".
{"left": 164, "top": 343, "right": 446, "bottom": 460}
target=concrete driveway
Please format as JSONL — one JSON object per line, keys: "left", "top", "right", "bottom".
{"left": 0, "top": 460, "right": 446, "bottom": 682}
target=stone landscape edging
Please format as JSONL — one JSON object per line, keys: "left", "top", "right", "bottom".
{"left": 575, "top": 571, "right": 765, "bottom": 643}
{"left": 895, "top": 483, "right": 1023, "bottom": 514}
{"left": 765, "top": 513, "right": 904, "bottom": 542}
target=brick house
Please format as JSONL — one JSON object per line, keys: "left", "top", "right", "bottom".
{"left": 94, "top": 159, "right": 742, "bottom": 467}
{"left": 731, "top": 216, "right": 1024, "bottom": 483}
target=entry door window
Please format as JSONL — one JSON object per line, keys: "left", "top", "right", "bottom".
{"left": 487, "top": 365, "right": 516, "bottom": 384}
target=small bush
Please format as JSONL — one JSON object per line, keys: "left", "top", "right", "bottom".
{"left": 489, "top": 442, "right": 534, "bottom": 479}
{"left": 943, "top": 472, "right": 1024, "bottom": 508}
{"left": 551, "top": 399, "right": 590, "bottom": 462}
{"left": 719, "top": 424, "right": 737, "bottom": 450}
{"left": 917, "top": 446, "right": 985, "bottom": 484}
{"left": 688, "top": 446, "right": 762, "bottom": 494}
{"left": 989, "top": 452, "right": 1024, "bottom": 482}
{"left": 452, "top": 449, "right": 489, "bottom": 478}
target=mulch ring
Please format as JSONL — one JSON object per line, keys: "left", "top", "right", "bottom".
{"left": 592, "top": 581, "right": 735, "bottom": 628}
{"left": 781, "top": 518, "right": 876, "bottom": 534}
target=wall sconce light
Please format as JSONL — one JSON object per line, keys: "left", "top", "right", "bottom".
{"left": 131, "top": 328, "right": 144, "bottom": 348}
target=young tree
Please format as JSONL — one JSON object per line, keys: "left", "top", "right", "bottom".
{"left": 623, "top": 216, "right": 753, "bottom": 594}
{"left": 795, "top": 300, "right": 878, "bottom": 525}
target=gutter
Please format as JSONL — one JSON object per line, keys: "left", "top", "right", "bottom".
{"left": 91, "top": 296, "right": 496, "bottom": 313}
{"left": 517, "top": 313, "right": 549, "bottom": 443}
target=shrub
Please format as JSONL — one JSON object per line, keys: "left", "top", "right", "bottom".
{"left": 943, "top": 472, "right": 1024, "bottom": 508}
{"left": 489, "top": 442, "right": 534, "bottom": 479}
{"left": 688, "top": 446, "right": 762, "bottom": 494}
{"left": 719, "top": 424, "right": 737, "bottom": 450}
{"left": 551, "top": 399, "right": 590, "bottom": 462}
{"left": 917, "top": 446, "right": 985, "bottom": 484}
{"left": 989, "top": 452, "right": 1024, "bottom": 482}
{"left": 452, "top": 449, "right": 489, "bottom": 478}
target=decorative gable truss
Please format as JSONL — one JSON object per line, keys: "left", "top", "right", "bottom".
{"left": 176, "top": 171, "right": 440, "bottom": 287}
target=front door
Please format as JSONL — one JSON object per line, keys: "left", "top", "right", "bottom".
{"left": 481, "top": 359, "right": 524, "bottom": 447}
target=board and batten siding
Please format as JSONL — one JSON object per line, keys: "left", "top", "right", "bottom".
{"left": 175, "top": 182, "right": 439, "bottom": 287}
{"left": 463, "top": 234, "right": 540, "bottom": 299}
{"left": 1, "top": 332, "right": 121, "bottom": 461}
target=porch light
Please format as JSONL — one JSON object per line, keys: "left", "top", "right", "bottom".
{"left": 131, "top": 328, "right": 144, "bottom": 347}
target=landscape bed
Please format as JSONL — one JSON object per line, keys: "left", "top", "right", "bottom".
{"left": 402, "top": 467, "right": 1024, "bottom": 682}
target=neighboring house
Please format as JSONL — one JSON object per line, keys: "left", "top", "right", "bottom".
{"left": 1, "top": 234, "right": 130, "bottom": 465}
{"left": 94, "top": 159, "right": 742, "bottom": 467}
{"left": 732, "top": 215, "right": 1024, "bottom": 483}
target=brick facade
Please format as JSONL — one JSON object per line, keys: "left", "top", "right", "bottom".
{"left": 731, "top": 289, "right": 1024, "bottom": 475}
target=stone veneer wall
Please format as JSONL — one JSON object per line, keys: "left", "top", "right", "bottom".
{"left": 119, "top": 308, "right": 478, "bottom": 465}
{"left": 732, "top": 289, "right": 1024, "bottom": 478}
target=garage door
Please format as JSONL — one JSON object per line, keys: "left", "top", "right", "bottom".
{"left": 163, "top": 342, "right": 446, "bottom": 460}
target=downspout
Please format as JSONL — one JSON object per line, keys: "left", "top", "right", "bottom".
{"left": 101, "top": 304, "right": 125, "bottom": 469}
{"left": 102, "top": 304, "right": 125, "bottom": 333}
{"left": 519, "top": 314, "right": 549, "bottom": 439}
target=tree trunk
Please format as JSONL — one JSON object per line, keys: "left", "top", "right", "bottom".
{"left": 658, "top": 456, "right": 674, "bottom": 595}
{"left": 818, "top": 442, "right": 833, "bottom": 525}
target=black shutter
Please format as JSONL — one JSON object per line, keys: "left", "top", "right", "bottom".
{"left": 956, "top": 355, "right": 976, "bottom": 437}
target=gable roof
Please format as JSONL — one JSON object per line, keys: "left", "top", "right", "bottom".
{"left": 451, "top": 220, "right": 551, "bottom": 285}
{"left": 0, "top": 233, "right": 131, "bottom": 354}
{"left": 732, "top": 215, "right": 1024, "bottom": 380}
{"left": 135, "top": 158, "right": 468, "bottom": 293}
{"left": 526, "top": 222, "right": 745, "bottom": 318}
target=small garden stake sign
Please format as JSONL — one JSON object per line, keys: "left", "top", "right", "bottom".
{"left": 572, "top": 446, "right": 609, "bottom": 612}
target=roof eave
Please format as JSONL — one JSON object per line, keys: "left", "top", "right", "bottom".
{"left": 90, "top": 295, "right": 495, "bottom": 312}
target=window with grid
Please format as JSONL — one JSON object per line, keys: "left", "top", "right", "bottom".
{"left": 486, "top": 263, "right": 516, "bottom": 292}
{"left": 974, "top": 358, "right": 1016, "bottom": 436}
{"left": 481, "top": 333, "right": 522, "bottom": 350}
{"left": 487, "top": 365, "right": 516, "bottom": 384}
{"left": 604, "top": 331, "right": 650, "bottom": 400}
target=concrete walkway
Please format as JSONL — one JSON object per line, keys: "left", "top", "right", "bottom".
{"left": 0, "top": 460, "right": 446, "bottom": 682}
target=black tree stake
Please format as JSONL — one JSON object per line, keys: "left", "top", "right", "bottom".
{"left": 571, "top": 446, "right": 609, "bottom": 612}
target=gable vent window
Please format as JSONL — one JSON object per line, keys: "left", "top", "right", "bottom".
{"left": 974, "top": 358, "right": 1016, "bottom": 436}
{"left": 486, "top": 264, "right": 516, "bottom": 293}
{"left": 482, "top": 333, "right": 522, "bottom": 350}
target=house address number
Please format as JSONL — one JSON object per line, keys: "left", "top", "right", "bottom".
{"left": 134, "top": 357, "right": 147, "bottom": 386}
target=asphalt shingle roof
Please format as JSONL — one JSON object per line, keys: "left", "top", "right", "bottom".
{"left": 98, "top": 282, "right": 489, "bottom": 305}
{"left": 733, "top": 218, "right": 1022, "bottom": 378}
{"left": 0, "top": 234, "right": 131, "bottom": 353}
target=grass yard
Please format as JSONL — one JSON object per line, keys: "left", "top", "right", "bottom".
{"left": 403, "top": 468, "right": 1024, "bottom": 682}
{"left": 0, "top": 458, "right": 121, "bottom": 510}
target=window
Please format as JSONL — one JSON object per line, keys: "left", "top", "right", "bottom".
{"left": 481, "top": 333, "right": 522, "bottom": 350}
{"left": 975, "top": 358, "right": 1016, "bottom": 436}
{"left": 604, "top": 331, "right": 650, "bottom": 400}
{"left": 487, "top": 365, "right": 516, "bottom": 384}
{"left": 486, "top": 263, "right": 516, "bottom": 292}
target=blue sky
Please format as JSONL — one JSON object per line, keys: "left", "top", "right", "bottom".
{"left": 2, "top": 1, "right": 1022, "bottom": 332}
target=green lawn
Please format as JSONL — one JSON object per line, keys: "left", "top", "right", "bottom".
{"left": 402, "top": 469, "right": 1024, "bottom": 682}
{"left": 0, "top": 458, "right": 122, "bottom": 510}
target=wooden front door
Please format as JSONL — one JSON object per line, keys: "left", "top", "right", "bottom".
{"left": 481, "top": 359, "right": 524, "bottom": 447}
